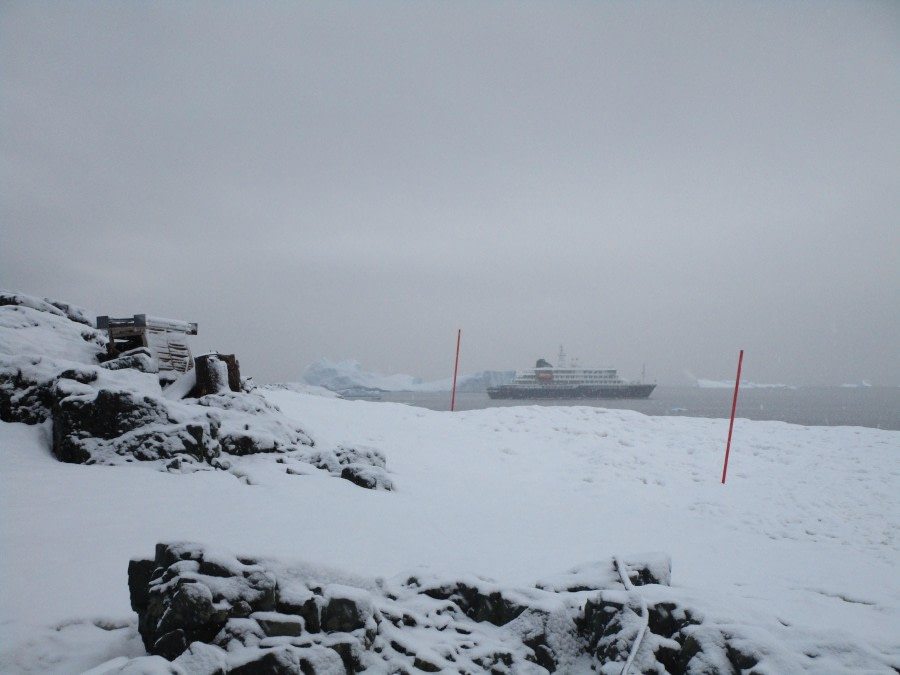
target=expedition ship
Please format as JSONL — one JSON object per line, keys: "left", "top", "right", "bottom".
{"left": 486, "top": 350, "right": 655, "bottom": 400}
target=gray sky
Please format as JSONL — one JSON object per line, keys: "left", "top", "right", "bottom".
{"left": 3, "top": 1, "right": 899, "bottom": 386}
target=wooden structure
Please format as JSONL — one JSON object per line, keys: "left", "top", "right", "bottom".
{"left": 97, "top": 314, "right": 197, "bottom": 375}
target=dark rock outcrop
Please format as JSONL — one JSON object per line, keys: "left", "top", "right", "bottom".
{"left": 100, "top": 347, "right": 159, "bottom": 374}
{"left": 1, "top": 291, "right": 390, "bottom": 491}
{"left": 130, "top": 543, "right": 277, "bottom": 658}
{"left": 0, "top": 360, "right": 58, "bottom": 424}
{"left": 125, "top": 543, "right": 769, "bottom": 674}
{"left": 420, "top": 579, "right": 530, "bottom": 626}
{"left": 308, "top": 445, "right": 394, "bottom": 491}
{"left": 50, "top": 381, "right": 222, "bottom": 465}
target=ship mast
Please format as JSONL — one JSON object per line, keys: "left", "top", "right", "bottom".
{"left": 558, "top": 345, "right": 566, "bottom": 368}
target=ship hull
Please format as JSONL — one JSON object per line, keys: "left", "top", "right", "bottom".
{"left": 486, "top": 383, "right": 656, "bottom": 400}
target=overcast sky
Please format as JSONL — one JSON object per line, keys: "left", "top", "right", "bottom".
{"left": 2, "top": 1, "right": 898, "bottom": 386}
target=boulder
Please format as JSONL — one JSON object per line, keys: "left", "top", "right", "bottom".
{"left": 340, "top": 464, "right": 394, "bottom": 491}
{"left": 320, "top": 585, "right": 374, "bottom": 634}
{"left": 51, "top": 383, "right": 222, "bottom": 465}
{"left": 0, "top": 358, "right": 58, "bottom": 424}
{"left": 307, "top": 445, "right": 393, "bottom": 491}
{"left": 129, "top": 543, "right": 277, "bottom": 659}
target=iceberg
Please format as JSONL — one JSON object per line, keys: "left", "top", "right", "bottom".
{"left": 301, "top": 358, "right": 514, "bottom": 393}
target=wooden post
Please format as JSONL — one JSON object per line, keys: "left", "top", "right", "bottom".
{"left": 721, "top": 350, "right": 744, "bottom": 484}
{"left": 192, "top": 353, "right": 241, "bottom": 397}
{"left": 450, "top": 329, "right": 461, "bottom": 411}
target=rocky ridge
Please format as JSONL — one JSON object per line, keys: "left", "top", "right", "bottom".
{"left": 120, "top": 542, "right": 761, "bottom": 674}
{"left": 0, "top": 291, "right": 391, "bottom": 489}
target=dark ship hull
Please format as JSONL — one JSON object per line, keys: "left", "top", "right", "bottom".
{"left": 486, "top": 383, "right": 656, "bottom": 400}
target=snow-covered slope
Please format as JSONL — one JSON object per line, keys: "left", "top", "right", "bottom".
{"left": 1, "top": 391, "right": 898, "bottom": 672}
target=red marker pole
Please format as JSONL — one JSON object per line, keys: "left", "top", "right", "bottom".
{"left": 450, "top": 329, "right": 461, "bottom": 411}
{"left": 721, "top": 349, "right": 744, "bottom": 484}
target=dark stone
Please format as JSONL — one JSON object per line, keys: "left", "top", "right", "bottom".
{"left": 654, "top": 641, "right": 682, "bottom": 674}
{"left": 581, "top": 596, "right": 628, "bottom": 657}
{"left": 621, "top": 554, "right": 672, "bottom": 586}
{"left": 334, "top": 446, "right": 386, "bottom": 469}
{"left": 647, "top": 601, "right": 698, "bottom": 638}
{"left": 198, "top": 557, "right": 241, "bottom": 578}
{"left": 219, "top": 432, "right": 280, "bottom": 456}
{"left": 276, "top": 595, "right": 321, "bottom": 633}
{"left": 63, "top": 388, "right": 171, "bottom": 438}
{"left": 211, "top": 617, "right": 266, "bottom": 652}
{"left": 100, "top": 348, "right": 158, "bottom": 373}
{"left": 152, "top": 629, "right": 188, "bottom": 661}
{"left": 321, "top": 595, "right": 369, "bottom": 633}
{"left": 132, "top": 544, "right": 278, "bottom": 660}
{"left": 58, "top": 368, "right": 99, "bottom": 384}
{"left": 128, "top": 558, "right": 157, "bottom": 612}
{"left": 424, "top": 581, "right": 527, "bottom": 626}
{"left": 52, "top": 387, "right": 173, "bottom": 462}
{"left": 0, "top": 366, "right": 57, "bottom": 424}
{"left": 327, "top": 638, "right": 363, "bottom": 673}
{"left": 726, "top": 642, "right": 760, "bottom": 671}
{"left": 156, "top": 542, "right": 201, "bottom": 567}
{"left": 255, "top": 613, "right": 305, "bottom": 637}
{"left": 390, "top": 640, "right": 413, "bottom": 656}
{"left": 243, "top": 570, "right": 278, "bottom": 612}
{"left": 340, "top": 465, "right": 379, "bottom": 489}
{"left": 414, "top": 655, "right": 442, "bottom": 672}
{"left": 678, "top": 633, "right": 704, "bottom": 672}
{"left": 228, "top": 649, "right": 299, "bottom": 675}
{"left": 229, "top": 646, "right": 345, "bottom": 675}
{"left": 524, "top": 631, "right": 557, "bottom": 673}
{"left": 155, "top": 582, "right": 216, "bottom": 635}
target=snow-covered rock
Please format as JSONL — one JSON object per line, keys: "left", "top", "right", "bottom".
{"left": 122, "top": 542, "right": 780, "bottom": 674}
{"left": 0, "top": 292, "right": 393, "bottom": 490}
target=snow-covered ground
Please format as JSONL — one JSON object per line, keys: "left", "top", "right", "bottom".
{"left": 1, "top": 388, "right": 898, "bottom": 672}
{"left": 1, "top": 293, "right": 897, "bottom": 672}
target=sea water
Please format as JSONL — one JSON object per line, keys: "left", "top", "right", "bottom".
{"left": 377, "top": 386, "right": 900, "bottom": 431}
